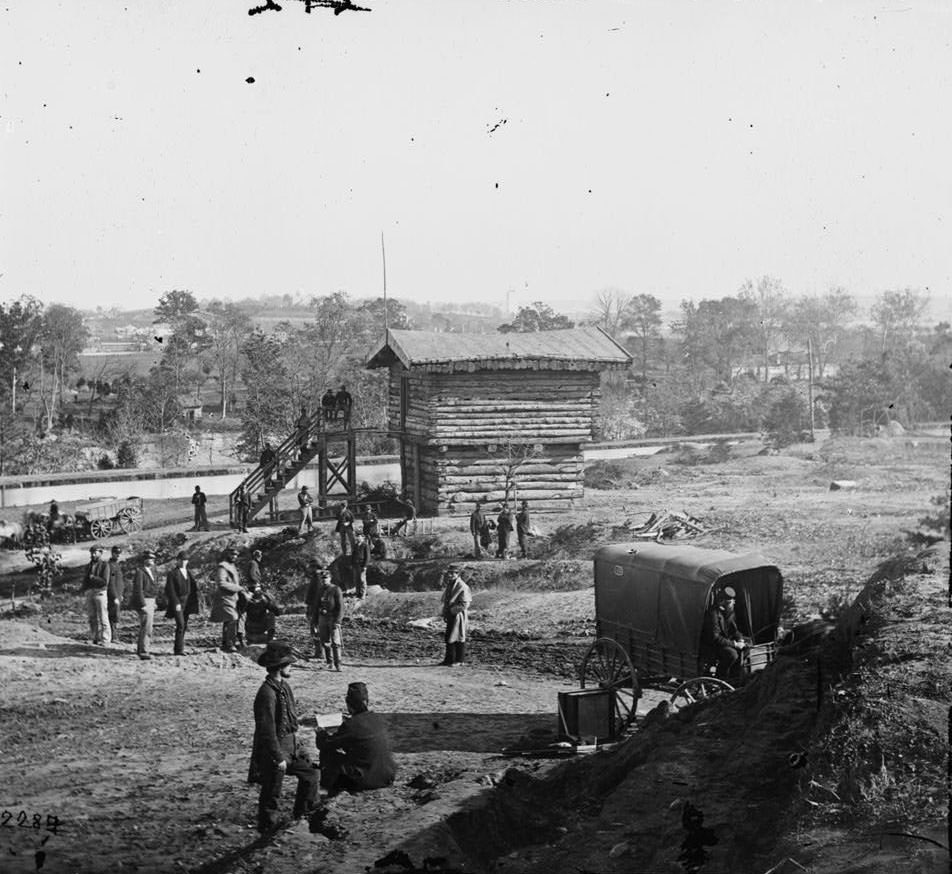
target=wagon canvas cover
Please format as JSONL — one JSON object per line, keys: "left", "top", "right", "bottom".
{"left": 593, "top": 543, "right": 783, "bottom": 657}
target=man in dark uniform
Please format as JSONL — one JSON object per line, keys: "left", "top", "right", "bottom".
{"left": 106, "top": 545, "right": 126, "bottom": 643}
{"left": 351, "top": 531, "right": 370, "bottom": 599}
{"left": 701, "top": 586, "right": 748, "bottom": 680}
{"left": 165, "top": 551, "right": 199, "bottom": 655}
{"left": 334, "top": 385, "right": 352, "bottom": 422}
{"left": 235, "top": 485, "right": 251, "bottom": 532}
{"left": 314, "top": 682, "right": 397, "bottom": 796}
{"left": 47, "top": 499, "right": 60, "bottom": 535}
{"left": 335, "top": 501, "right": 356, "bottom": 555}
{"left": 469, "top": 499, "right": 486, "bottom": 558}
{"left": 321, "top": 388, "right": 337, "bottom": 421}
{"left": 249, "top": 641, "right": 320, "bottom": 833}
{"left": 259, "top": 441, "right": 276, "bottom": 471}
{"left": 496, "top": 503, "right": 514, "bottom": 559}
{"left": 129, "top": 550, "right": 160, "bottom": 660}
{"left": 391, "top": 493, "right": 416, "bottom": 537}
{"left": 515, "top": 500, "right": 531, "bottom": 559}
{"left": 361, "top": 505, "right": 379, "bottom": 539}
{"left": 245, "top": 582, "right": 283, "bottom": 644}
{"left": 191, "top": 485, "right": 209, "bottom": 531}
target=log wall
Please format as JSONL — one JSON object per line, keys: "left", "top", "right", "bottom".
{"left": 387, "top": 366, "right": 601, "bottom": 515}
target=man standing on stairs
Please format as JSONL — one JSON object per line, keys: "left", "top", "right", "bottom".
{"left": 298, "top": 486, "right": 314, "bottom": 535}
{"left": 296, "top": 405, "right": 311, "bottom": 459}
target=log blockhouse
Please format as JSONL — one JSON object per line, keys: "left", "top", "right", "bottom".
{"left": 366, "top": 328, "right": 632, "bottom": 515}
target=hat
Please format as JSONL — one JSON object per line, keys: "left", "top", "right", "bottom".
{"left": 346, "top": 681, "right": 369, "bottom": 711}
{"left": 252, "top": 549, "right": 262, "bottom": 558}
{"left": 257, "top": 641, "right": 296, "bottom": 670}
{"left": 111, "top": 546, "right": 122, "bottom": 554}
{"left": 716, "top": 586, "right": 737, "bottom": 602}
{"left": 176, "top": 550, "right": 188, "bottom": 560}
{"left": 300, "top": 485, "right": 309, "bottom": 491}
{"left": 89, "top": 545, "right": 103, "bottom": 554}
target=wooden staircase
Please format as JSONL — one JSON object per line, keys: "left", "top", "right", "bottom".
{"left": 228, "top": 410, "right": 356, "bottom": 528}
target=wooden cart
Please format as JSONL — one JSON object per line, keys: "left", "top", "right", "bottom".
{"left": 74, "top": 497, "right": 144, "bottom": 540}
{"left": 579, "top": 542, "right": 784, "bottom": 736}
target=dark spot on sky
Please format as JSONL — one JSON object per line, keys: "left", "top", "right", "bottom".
{"left": 196, "top": 68, "right": 201, "bottom": 73}
{"left": 605, "top": 92, "right": 610, "bottom": 97}
{"left": 246, "top": 76, "right": 255, "bottom": 84}
{"left": 495, "top": 182, "right": 499, "bottom": 189}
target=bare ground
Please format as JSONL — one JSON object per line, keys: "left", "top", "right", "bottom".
{"left": 0, "top": 434, "right": 948, "bottom": 874}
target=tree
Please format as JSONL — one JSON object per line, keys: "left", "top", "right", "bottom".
{"left": 624, "top": 294, "right": 663, "bottom": 387}
{"left": 786, "top": 287, "right": 857, "bottom": 379}
{"left": 740, "top": 275, "right": 787, "bottom": 382}
{"left": 589, "top": 288, "right": 632, "bottom": 338}
{"left": 37, "top": 304, "right": 88, "bottom": 432}
{"left": 236, "top": 329, "right": 293, "bottom": 460}
{"left": 489, "top": 439, "right": 544, "bottom": 503}
{"left": 154, "top": 289, "right": 209, "bottom": 395}
{"left": 203, "top": 301, "right": 252, "bottom": 418}
{"left": 870, "top": 288, "right": 930, "bottom": 353}
{"left": 0, "top": 295, "right": 44, "bottom": 420}
{"left": 498, "top": 302, "right": 574, "bottom": 333}
{"left": 672, "top": 296, "right": 758, "bottom": 388}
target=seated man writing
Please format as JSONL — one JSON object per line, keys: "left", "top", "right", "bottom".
{"left": 701, "top": 586, "right": 747, "bottom": 681}
{"left": 314, "top": 682, "right": 397, "bottom": 796}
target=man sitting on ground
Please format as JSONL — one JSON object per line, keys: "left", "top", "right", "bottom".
{"left": 701, "top": 586, "right": 747, "bottom": 681}
{"left": 314, "top": 682, "right": 397, "bottom": 796}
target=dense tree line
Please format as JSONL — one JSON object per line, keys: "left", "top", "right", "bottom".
{"left": 584, "top": 281, "right": 946, "bottom": 442}
{"left": 0, "top": 280, "right": 944, "bottom": 475}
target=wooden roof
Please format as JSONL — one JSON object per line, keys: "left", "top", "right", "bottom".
{"left": 366, "top": 327, "right": 632, "bottom": 373}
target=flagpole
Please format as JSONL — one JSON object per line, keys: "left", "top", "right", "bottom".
{"left": 381, "top": 231, "right": 389, "bottom": 338}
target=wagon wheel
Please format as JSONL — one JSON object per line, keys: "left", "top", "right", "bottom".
{"left": 579, "top": 637, "right": 640, "bottom": 736}
{"left": 89, "top": 518, "right": 113, "bottom": 539}
{"left": 117, "top": 507, "right": 143, "bottom": 534}
{"left": 669, "top": 677, "right": 734, "bottom": 710}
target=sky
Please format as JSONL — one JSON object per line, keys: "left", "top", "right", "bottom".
{"left": 1, "top": 1, "right": 950, "bottom": 320}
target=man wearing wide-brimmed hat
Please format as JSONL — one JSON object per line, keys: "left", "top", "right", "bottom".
{"left": 314, "top": 682, "right": 396, "bottom": 796}
{"left": 129, "top": 550, "right": 160, "bottom": 660}
{"left": 248, "top": 641, "right": 320, "bottom": 833}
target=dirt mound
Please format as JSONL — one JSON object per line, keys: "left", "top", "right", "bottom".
{"left": 0, "top": 618, "right": 73, "bottom": 649}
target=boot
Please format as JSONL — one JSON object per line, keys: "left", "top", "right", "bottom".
{"left": 323, "top": 645, "right": 333, "bottom": 667}
{"left": 331, "top": 645, "right": 341, "bottom": 672}
{"left": 313, "top": 640, "right": 322, "bottom": 660}
{"left": 439, "top": 644, "right": 453, "bottom": 666}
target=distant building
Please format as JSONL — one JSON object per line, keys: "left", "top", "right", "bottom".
{"left": 366, "top": 327, "right": 631, "bottom": 515}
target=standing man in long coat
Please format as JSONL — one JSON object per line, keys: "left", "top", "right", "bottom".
{"left": 248, "top": 641, "right": 320, "bottom": 833}
{"left": 165, "top": 550, "right": 199, "bottom": 655}
{"left": 210, "top": 546, "right": 249, "bottom": 653}
{"left": 469, "top": 500, "right": 486, "bottom": 559}
{"left": 129, "top": 549, "right": 160, "bottom": 660}
{"left": 439, "top": 566, "right": 472, "bottom": 667}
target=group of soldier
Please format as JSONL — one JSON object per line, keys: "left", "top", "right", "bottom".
{"left": 81, "top": 543, "right": 199, "bottom": 659}
{"left": 469, "top": 498, "right": 532, "bottom": 559}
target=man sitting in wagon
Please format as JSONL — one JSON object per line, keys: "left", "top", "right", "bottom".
{"left": 701, "top": 586, "right": 747, "bottom": 681}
